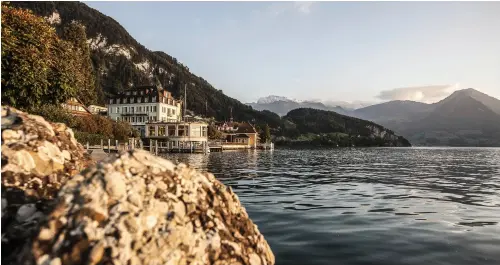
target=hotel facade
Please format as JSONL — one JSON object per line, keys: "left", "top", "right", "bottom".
{"left": 107, "top": 86, "right": 182, "bottom": 136}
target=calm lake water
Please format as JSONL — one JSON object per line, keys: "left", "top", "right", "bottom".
{"left": 162, "top": 148, "right": 500, "bottom": 265}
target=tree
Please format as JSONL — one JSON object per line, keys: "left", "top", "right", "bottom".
{"left": 208, "top": 124, "right": 223, "bottom": 140}
{"left": 260, "top": 124, "right": 271, "bottom": 143}
{"left": 62, "top": 21, "right": 97, "bottom": 105}
{"left": 1, "top": 4, "right": 94, "bottom": 110}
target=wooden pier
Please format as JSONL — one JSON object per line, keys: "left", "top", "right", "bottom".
{"left": 86, "top": 138, "right": 274, "bottom": 156}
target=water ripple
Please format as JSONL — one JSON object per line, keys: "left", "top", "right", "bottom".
{"left": 163, "top": 147, "right": 500, "bottom": 265}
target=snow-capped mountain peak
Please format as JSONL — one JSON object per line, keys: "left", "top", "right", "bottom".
{"left": 256, "top": 95, "right": 297, "bottom": 104}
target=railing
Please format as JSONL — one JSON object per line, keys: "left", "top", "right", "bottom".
{"left": 121, "top": 112, "right": 149, "bottom": 116}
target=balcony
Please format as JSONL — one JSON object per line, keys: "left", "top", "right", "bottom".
{"left": 120, "top": 112, "right": 149, "bottom": 116}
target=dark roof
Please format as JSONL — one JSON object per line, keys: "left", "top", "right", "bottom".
{"left": 236, "top": 122, "right": 257, "bottom": 134}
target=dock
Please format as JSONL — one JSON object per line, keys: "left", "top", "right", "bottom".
{"left": 85, "top": 139, "right": 273, "bottom": 155}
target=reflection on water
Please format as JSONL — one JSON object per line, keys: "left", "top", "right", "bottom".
{"left": 162, "top": 147, "right": 500, "bottom": 265}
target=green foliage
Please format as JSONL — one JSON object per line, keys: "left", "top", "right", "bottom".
{"left": 260, "top": 124, "right": 271, "bottom": 143}
{"left": 30, "top": 104, "right": 77, "bottom": 127}
{"left": 30, "top": 104, "right": 137, "bottom": 142}
{"left": 207, "top": 124, "right": 223, "bottom": 140}
{"left": 62, "top": 21, "right": 97, "bottom": 105}
{"left": 1, "top": 3, "right": 97, "bottom": 110}
{"left": 74, "top": 131, "right": 107, "bottom": 146}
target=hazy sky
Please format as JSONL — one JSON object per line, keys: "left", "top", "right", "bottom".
{"left": 86, "top": 1, "right": 500, "bottom": 103}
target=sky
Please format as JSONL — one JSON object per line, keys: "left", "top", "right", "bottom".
{"left": 86, "top": 1, "right": 500, "bottom": 104}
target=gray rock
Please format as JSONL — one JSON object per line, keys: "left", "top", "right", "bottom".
{"left": 16, "top": 204, "right": 37, "bottom": 223}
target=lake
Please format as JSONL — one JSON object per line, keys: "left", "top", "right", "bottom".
{"left": 162, "top": 147, "right": 500, "bottom": 265}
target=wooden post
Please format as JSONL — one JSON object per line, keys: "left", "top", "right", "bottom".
{"left": 108, "top": 139, "right": 111, "bottom": 153}
{"left": 155, "top": 140, "right": 158, "bottom": 156}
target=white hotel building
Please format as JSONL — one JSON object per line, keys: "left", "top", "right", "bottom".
{"left": 107, "top": 86, "right": 183, "bottom": 136}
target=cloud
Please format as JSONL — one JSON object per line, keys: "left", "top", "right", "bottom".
{"left": 294, "top": 1, "right": 315, "bottom": 14}
{"left": 265, "top": 1, "right": 316, "bottom": 17}
{"left": 377, "top": 83, "right": 460, "bottom": 103}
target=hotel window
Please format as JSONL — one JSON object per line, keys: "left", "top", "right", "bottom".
{"left": 124, "top": 98, "right": 128, "bottom": 104}
{"left": 149, "top": 126, "right": 156, "bottom": 136}
{"left": 116, "top": 117, "right": 119, "bottom": 121}
{"left": 124, "top": 107, "right": 128, "bottom": 113}
{"left": 145, "top": 97, "right": 149, "bottom": 103}
{"left": 126, "top": 92, "right": 130, "bottom": 95}
{"left": 131, "top": 97, "right": 135, "bottom": 103}
{"left": 138, "top": 106, "right": 142, "bottom": 112}
{"left": 202, "top": 127, "right": 207, "bottom": 137}
{"left": 168, "top": 126, "right": 175, "bottom": 136}
{"left": 178, "top": 126, "right": 185, "bottom": 136}
{"left": 133, "top": 91, "right": 137, "bottom": 95}
{"left": 172, "top": 109, "right": 176, "bottom": 115}
{"left": 131, "top": 117, "right": 135, "bottom": 122}
{"left": 153, "top": 106, "right": 157, "bottom": 112}
{"left": 117, "top": 98, "right": 120, "bottom": 104}
{"left": 152, "top": 96, "right": 156, "bottom": 102}
{"left": 138, "top": 97, "right": 142, "bottom": 103}
{"left": 158, "top": 126, "right": 166, "bottom": 136}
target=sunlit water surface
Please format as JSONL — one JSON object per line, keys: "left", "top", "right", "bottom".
{"left": 162, "top": 147, "right": 500, "bottom": 265}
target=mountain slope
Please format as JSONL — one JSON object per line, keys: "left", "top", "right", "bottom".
{"left": 11, "top": 1, "right": 281, "bottom": 127}
{"left": 278, "top": 108, "right": 411, "bottom": 147}
{"left": 353, "top": 100, "right": 431, "bottom": 124}
{"left": 438, "top": 88, "right": 500, "bottom": 115}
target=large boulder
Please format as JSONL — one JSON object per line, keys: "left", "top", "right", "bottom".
{"left": 20, "top": 150, "right": 275, "bottom": 265}
{"left": 1, "top": 106, "right": 93, "bottom": 264}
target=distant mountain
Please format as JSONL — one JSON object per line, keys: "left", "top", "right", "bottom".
{"left": 320, "top": 100, "right": 375, "bottom": 110}
{"left": 248, "top": 96, "right": 351, "bottom": 116}
{"left": 277, "top": 108, "right": 411, "bottom": 147}
{"left": 256, "top": 95, "right": 298, "bottom": 104}
{"left": 11, "top": 1, "right": 281, "bottom": 127}
{"left": 355, "top": 88, "right": 500, "bottom": 146}
{"left": 353, "top": 100, "right": 432, "bottom": 123}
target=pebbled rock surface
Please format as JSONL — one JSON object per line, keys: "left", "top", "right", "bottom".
{"left": 19, "top": 150, "right": 275, "bottom": 265}
{"left": 1, "top": 106, "right": 93, "bottom": 264}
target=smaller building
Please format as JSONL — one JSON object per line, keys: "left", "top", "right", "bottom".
{"left": 145, "top": 121, "right": 208, "bottom": 153}
{"left": 234, "top": 134, "right": 249, "bottom": 144}
{"left": 223, "top": 122, "right": 259, "bottom": 148}
{"left": 88, "top": 105, "right": 107, "bottom": 115}
{"left": 61, "top": 98, "right": 91, "bottom": 116}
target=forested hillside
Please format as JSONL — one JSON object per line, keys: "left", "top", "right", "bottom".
{"left": 278, "top": 108, "right": 411, "bottom": 147}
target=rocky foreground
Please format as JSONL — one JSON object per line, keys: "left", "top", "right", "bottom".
{"left": 1, "top": 106, "right": 275, "bottom": 265}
